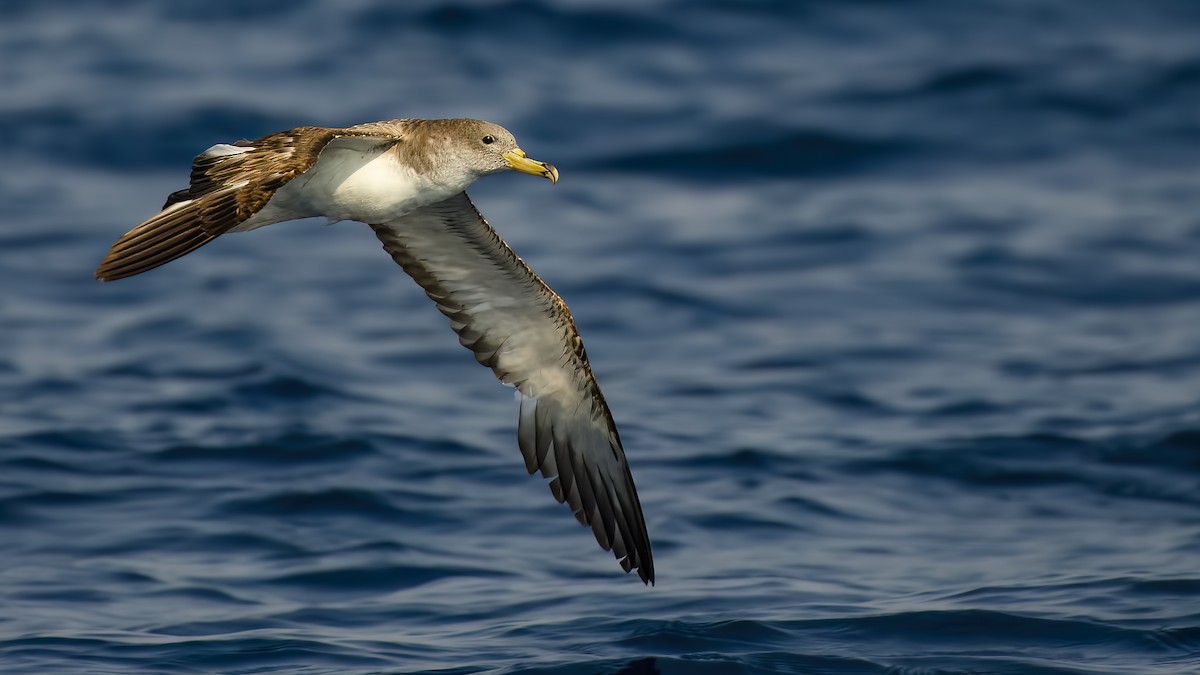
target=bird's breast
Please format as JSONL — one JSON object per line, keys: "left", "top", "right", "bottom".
{"left": 283, "top": 149, "right": 460, "bottom": 224}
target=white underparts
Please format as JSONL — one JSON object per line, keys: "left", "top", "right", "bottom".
{"left": 270, "top": 140, "right": 465, "bottom": 224}
{"left": 231, "top": 137, "right": 474, "bottom": 233}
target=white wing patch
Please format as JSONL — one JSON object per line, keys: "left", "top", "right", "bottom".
{"left": 160, "top": 198, "right": 194, "bottom": 215}
{"left": 200, "top": 143, "right": 254, "bottom": 158}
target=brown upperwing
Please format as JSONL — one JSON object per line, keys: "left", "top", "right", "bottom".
{"left": 96, "top": 126, "right": 357, "bottom": 281}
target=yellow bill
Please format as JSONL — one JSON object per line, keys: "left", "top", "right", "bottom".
{"left": 503, "top": 149, "right": 559, "bottom": 184}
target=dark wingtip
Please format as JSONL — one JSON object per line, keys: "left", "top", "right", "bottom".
{"left": 94, "top": 255, "right": 146, "bottom": 282}
{"left": 94, "top": 258, "right": 127, "bottom": 282}
{"left": 94, "top": 262, "right": 118, "bottom": 282}
{"left": 640, "top": 567, "right": 655, "bottom": 586}
{"left": 636, "top": 545, "right": 655, "bottom": 585}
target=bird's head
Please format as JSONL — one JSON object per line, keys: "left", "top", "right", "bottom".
{"left": 424, "top": 119, "right": 559, "bottom": 187}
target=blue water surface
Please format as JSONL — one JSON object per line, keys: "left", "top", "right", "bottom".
{"left": 3, "top": 1, "right": 1200, "bottom": 673}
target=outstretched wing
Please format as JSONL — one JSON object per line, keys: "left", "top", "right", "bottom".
{"left": 94, "top": 127, "right": 395, "bottom": 281}
{"left": 369, "top": 193, "right": 654, "bottom": 584}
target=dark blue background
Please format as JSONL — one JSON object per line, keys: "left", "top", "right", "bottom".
{"left": 3, "top": 1, "right": 1200, "bottom": 673}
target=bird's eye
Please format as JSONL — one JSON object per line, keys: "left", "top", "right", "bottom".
{"left": 482, "top": 135, "right": 495, "bottom": 145}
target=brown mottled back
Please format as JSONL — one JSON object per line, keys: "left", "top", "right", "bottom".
{"left": 163, "top": 127, "right": 338, "bottom": 214}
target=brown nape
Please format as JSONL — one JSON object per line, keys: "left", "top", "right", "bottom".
{"left": 351, "top": 119, "right": 481, "bottom": 174}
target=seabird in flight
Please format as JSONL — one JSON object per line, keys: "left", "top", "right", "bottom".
{"left": 95, "top": 118, "right": 654, "bottom": 584}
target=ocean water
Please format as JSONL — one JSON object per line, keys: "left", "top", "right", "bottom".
{"left": 3, "top": 0, "right": 1200, "bottom": 672}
